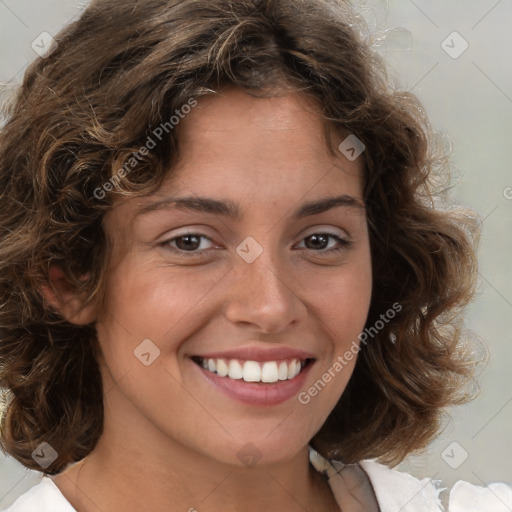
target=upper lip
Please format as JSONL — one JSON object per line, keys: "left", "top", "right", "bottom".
{"left": 192, "top": 345, "right": 316, "bottom": 362}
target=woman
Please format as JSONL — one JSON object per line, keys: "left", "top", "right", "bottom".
{"left": 1, "top": 0, "right": 509, "bottom": 510}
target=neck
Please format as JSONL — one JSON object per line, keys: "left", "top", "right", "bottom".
{"left": 51, "top": 424, "right": 339, "bottom": 512}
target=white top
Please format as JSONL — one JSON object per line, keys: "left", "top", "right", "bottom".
{"left": 3, "top": 446, "right": 512, "bottom": 511}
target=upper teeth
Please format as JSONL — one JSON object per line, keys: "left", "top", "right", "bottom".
{"left": 197, "top": 357, "right": 305, "bottom": 383}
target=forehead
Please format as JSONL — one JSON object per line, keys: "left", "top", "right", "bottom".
{"left": 165, "top": 87, "right": 364, "bottom": 195}
{"left": 178, "top": 86, "right": 341, "bottom": 157}
{"left": 111, "top": 87, "right": 366, "bottom": 224}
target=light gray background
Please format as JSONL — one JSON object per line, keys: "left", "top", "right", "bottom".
{"left": 0, "top": 0, "right": 511, "bottom": 508}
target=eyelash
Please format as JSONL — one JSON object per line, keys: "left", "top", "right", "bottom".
{"left": 160, "top": 232, "right": 353, "bottom": 257}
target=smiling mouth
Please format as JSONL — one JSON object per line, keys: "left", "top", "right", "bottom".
{"left": 191, "top": 356, "right": 315, "bottom": 384}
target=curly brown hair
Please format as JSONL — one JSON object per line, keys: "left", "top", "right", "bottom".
{"left": 0, "top": 0, "right": 480, "bottom": 475}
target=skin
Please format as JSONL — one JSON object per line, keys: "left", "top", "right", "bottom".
{"left": 50, "top": 86, "right": 373, "bottom": 512}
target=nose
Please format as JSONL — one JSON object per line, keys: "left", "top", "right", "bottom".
{"left": 223, "top": 249, "right": 307, "bottom": 334}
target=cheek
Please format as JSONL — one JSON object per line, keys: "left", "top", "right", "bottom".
{"left": 94, "top": 256, "right": 226, "bottom": 369}
{"left": 306, "top": 257, "right": 372, "bottom": 343}
{"left": 296, "top": 262, "right": 371, "bottom": 417}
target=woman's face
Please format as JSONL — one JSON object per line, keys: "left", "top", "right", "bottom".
{"left": 96, "top": 86, "right": 372, "bottom": 467}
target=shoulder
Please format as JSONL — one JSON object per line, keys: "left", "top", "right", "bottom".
{"left": 358, "top": 459, "right": 444, "bottom": 511}
{"left": 309, "top": 445, "right": 512, "bottom": 512}
{"left": 358, "top": 459, "right": 512, "bottom": 512}
{"left": 448, "top": 479, "right": 512, "bottom": 511}
{"left": 2, "top": 477, "right": 76, "bottom": 512}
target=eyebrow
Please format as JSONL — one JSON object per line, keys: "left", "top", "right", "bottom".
{"left": 135, "top": 194, "right": 365, "bottom": 220}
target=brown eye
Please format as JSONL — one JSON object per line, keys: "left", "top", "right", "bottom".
{"left": 298, "top": 233, "right": 353, "bottom": 253}
{"left": 161, "top": 233, "right": 214, "bottom": 255}
{"left": 173, "top": 234, "right": 202, "bottom": 251}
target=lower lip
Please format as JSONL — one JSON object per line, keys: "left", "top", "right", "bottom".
{"left": 190, "top": 358, "right": 315, "bottom": 406}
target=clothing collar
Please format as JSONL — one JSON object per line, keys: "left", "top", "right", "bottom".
{"left": 309, "top": 445, "right": 444, "bottom": 512}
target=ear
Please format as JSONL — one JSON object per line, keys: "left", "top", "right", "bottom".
{"left": 40, "top": 265, "right": 97, "bottom": 325}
